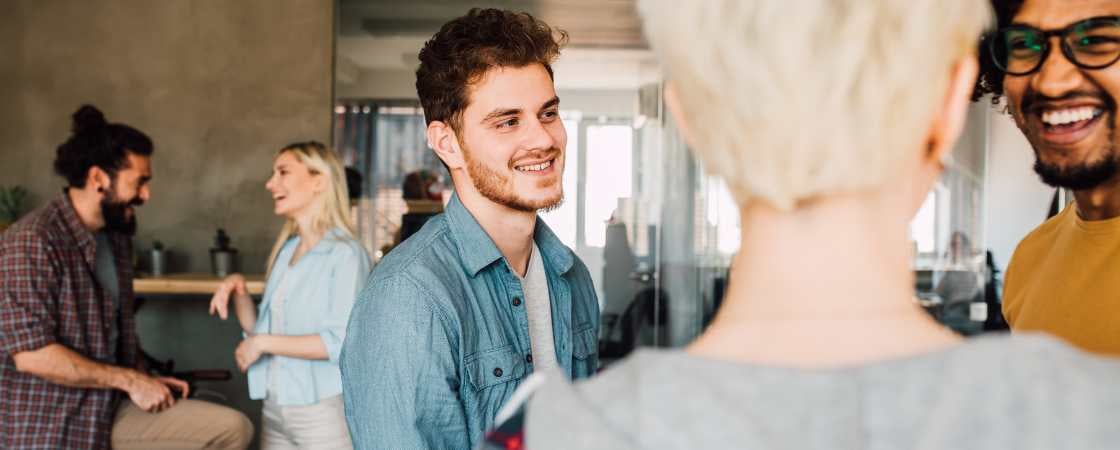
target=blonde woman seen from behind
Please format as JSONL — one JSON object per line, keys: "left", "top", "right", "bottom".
{"left": 209, "top": 141, "right": 370, "bottom": 450}
{"left": 480, "top": 1, "right": 1120, "bottom": 449}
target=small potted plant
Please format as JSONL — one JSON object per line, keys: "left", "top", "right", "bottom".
{"left": 0, "top": 185, "right": 29, "bottom": 234}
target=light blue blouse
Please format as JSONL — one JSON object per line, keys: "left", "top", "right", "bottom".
{"left": 247, "top": 228, "right": 371, "bottom": 406}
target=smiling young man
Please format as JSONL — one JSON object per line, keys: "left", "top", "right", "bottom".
{"left": 976, "top": 0, "right": 1120, "bottom": 354}
{"left": 339, "top": 9, "right": 600, "bottom": 450}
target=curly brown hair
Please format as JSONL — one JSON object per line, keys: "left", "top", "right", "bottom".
{"left": 972, "top": 0, "right": 1025, "bottom": 104}
{"left": 415, "top": 8, "right": 568, "bottom": 130}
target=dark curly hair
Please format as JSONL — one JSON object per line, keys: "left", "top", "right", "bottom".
{"left": 53, "top": 105, "right": 153, "bottom": 187}
{"left": 973, "top": 0, "right": 1025, "bottom": 104}
{"left": 415, "top": 8, "right": 568, "bottom": 130}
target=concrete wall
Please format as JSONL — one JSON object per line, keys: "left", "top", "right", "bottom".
{"left": 0, "top": 0, "right": 334, "bottom": 274}
{"left": 0, "top": 2, "right": 335, "bottom": 448}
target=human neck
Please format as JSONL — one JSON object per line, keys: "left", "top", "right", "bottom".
{"left": 688, "top": 194, "right": 960, "bottom": 368}
{"left": 1073, "top": 175, "right": 1120, "bottom": 221}
{"left": 454, "top": 179, "right": 537, "bottom": 277}
{"left": 293, "top": 213, "right": 324, "bottom": 252}
{"left": 67, "top": 187, "right": 105, "bottom": 232}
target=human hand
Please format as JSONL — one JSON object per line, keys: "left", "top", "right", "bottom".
{"left": 158, "top": 376, "right": 190, "bottom": 399}
{"left": 234, "top": 335, "right": 265, "bottom": 373}
{"left": 124, "top": 371, "right": 176, "bottom": 412}
{"left": 209, "top": 273, "right": 247, "bottom": 319}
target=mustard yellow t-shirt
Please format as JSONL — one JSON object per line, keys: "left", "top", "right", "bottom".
{"left": 1004, "top": 203, "right": 1120, "bottom": 355}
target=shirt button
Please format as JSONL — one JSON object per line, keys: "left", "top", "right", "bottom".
{"left": 525, "top": 354, "right": 533, "bottom": 363}
{"left": 493, "top": 367, "right": 504, "bottom": 377}
{"left": 512, "top": 297, "right": 522, "bottom": 307}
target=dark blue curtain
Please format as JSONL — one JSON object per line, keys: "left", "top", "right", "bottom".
{"left": 333, "top": 100, "right": 445, "bottom": 258}
{"left": 335, "top": 100, "right": 442, "bottom": 198}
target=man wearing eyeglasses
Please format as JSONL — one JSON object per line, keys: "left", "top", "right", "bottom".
{"left": 977, "top": 0, "right": 1120, "bottom": 355}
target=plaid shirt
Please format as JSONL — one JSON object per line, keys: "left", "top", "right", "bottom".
{"left": 0, "top": 192, "right": 140, "bottom": 450}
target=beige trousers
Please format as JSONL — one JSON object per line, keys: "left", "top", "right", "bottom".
{"left": 112, "top": 399, "right": 254, "bottom": 450}
{"left": 260, "top": 395, "right": 352, "bottom": 450}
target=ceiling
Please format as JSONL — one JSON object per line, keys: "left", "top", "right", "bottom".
{"left": 338, "top": 0, "right": 647, "bottom": 48}
{"left": 336, "top": 0, "right": 658, "bottom": 92}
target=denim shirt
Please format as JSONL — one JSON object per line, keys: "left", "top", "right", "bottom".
{"left": 341, "top": 194, "right": 600, "bottom": 450}
{"left": 247, "top": 228, "right": 371, "bottom": 406}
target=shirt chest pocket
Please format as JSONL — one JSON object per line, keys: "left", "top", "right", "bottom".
{"left": 464, "top": 344, "right": 527, "bottom": 392}
{"left": 572, "top": 325, "right": 597, "bottom": 360}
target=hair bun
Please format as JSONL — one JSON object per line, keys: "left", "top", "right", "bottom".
{"left": 72, "top": 104, "right": 108, "bottom": 134}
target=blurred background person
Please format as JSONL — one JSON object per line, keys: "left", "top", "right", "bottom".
{"left": 397, "top": 169, "right": 444, "bottom": 244}
{"left": 934, "top": 231, "right": 986, "bottom": 334}
{"left": 1, "top": 104, "right": 252, "bottom": 450}
{"left": 209, "top": 141, "right": 370, "bottom": 450}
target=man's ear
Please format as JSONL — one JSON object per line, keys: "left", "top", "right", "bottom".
{"left": 87, "top": 166, "right": 111, "bottom": 195}
{"left": 427, "top": 121, "right": 466, "bottom": 171}
{"left": 926, "top": 57, "right": 979, "bottom": 164}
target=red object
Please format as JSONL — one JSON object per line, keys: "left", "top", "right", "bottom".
{"left": 503, "top": 434, "right": 524, "bottom": 450}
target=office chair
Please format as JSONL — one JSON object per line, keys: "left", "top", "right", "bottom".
{"left": 134, "top": 296, "right": 233, "bottom": 403}
{"left": 598, "top": 287, "right": 669, "bottom": 362}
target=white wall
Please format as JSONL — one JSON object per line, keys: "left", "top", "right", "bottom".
{"left": 983, "top": 104, "right": 1053, "bottom": 272}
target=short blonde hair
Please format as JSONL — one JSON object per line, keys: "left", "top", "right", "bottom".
{"left": 639, "top": 0, "right": 991, "bottom": 209}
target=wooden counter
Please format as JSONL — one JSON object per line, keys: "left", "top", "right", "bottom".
{"left": 134, "top": 273, "right": 265, "bottom": 296}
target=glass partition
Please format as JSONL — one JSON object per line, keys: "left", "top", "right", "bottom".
{"left": 912, "top": 101, "right": 999, "bottom": 335}
{"left": 332, "top": 2, "right": 1002, "bottom": 374}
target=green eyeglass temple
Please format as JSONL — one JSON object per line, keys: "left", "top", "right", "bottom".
{"left": 989, "top": 15, "right": 1120, "bottom": 76}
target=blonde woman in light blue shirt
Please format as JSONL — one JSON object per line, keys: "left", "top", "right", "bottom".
{"left": 209, "top": 141, "right": 371, "bottom": 450}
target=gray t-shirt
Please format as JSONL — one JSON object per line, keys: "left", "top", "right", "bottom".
{"left": 93, "top": 232, "right": 120, "bottom": 356}
{"left": 523, "top": 334, "right": 1120, "bottom": 449}
{"left": 520, "top": 243, "right": 558, "bottom": 373}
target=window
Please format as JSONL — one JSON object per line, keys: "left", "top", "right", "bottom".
{"left": 334, "top": 101, "right": 445, "bottom": 259}
{"left": 538, "top": 117, "right": 580, "bottom": 247}
{"left": 584, "top": 124, "right": 634, "bottom": 248}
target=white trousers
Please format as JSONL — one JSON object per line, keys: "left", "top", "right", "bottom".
{"left": 260, "top": 395, "right": 352, "bottom": 450}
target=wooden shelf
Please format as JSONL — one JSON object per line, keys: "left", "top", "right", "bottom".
{"left": 134, "top": 273, "right": 265, "bottom": 296}
{"left": 406, "top": 199, "right": 444, "bottom": 214}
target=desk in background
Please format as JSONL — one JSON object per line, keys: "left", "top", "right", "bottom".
{"left": 134, "top": 273, "right": 265, "bottom": 296}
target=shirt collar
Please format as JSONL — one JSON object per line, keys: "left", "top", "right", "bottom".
{"left": 445, "top": 193, "right": 574, "bottom": 277}
{"left": 445, "top": 194, "right": 504, "bottom": 276}
{"left": 54, "top": 190, "right": 97, "bottom": 266}
{"left": 303, "top": 227, "right": 348, "bottom": 255}
{"left": 533, "top": 216, "right": 574, "bottom": 276}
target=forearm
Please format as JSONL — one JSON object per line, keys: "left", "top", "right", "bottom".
{"left": 12, "top": 343, "right": 139, "bottom": 390}
{"left": 233, "top": 292, "right": 257, "bottom": 333}
{"left": 256, "top": 334, "right": 328, "bottom": 360}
